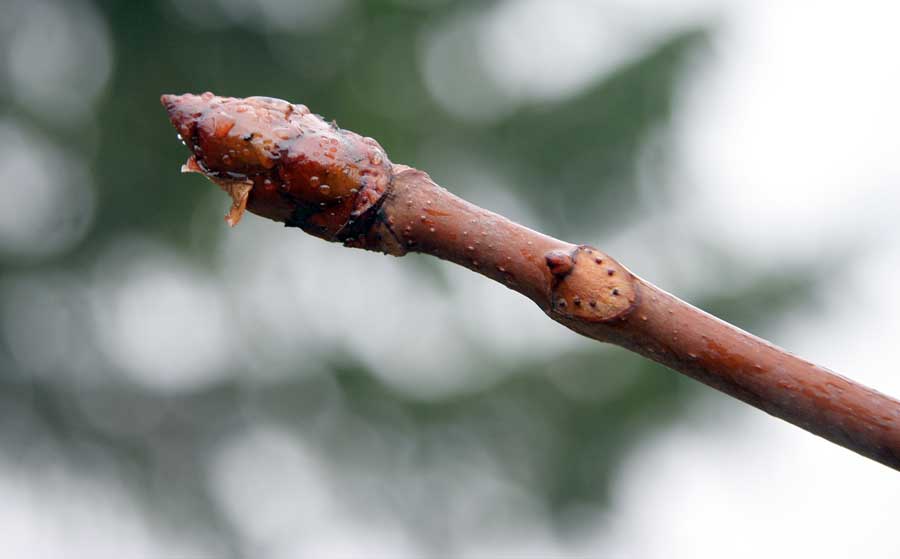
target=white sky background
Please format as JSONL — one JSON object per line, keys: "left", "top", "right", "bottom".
{"left": 458, "top": 0, "right": 900, "bottom": 556}
{"left": 582, "top": 0, "right": 900, "bottom": 556}
{"left": 2, "top": 0, "right": 900, "bottom": 556}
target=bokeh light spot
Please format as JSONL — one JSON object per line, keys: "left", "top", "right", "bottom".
{"left": 0, "top": 121, "right": 95, "bottom": 258}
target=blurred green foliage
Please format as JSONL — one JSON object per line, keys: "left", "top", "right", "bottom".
{"left": 0, "top": 0, "right": 824, "bottom": 554}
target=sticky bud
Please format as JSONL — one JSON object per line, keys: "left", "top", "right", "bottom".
{"left": 161, "top": 92, "right": 393, "bottom": 240}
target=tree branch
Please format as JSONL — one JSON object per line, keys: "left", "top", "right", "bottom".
{"left": 162, "top": 92, "right": 900, "bottom": 471}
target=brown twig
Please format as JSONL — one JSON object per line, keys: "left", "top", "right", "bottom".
{"left": 162, "top": 92, "right": 900, "bottom": 471}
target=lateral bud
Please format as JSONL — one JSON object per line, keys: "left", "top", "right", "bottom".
{"left": 545, "top": 246, "right": 638, "bottom": 322}
{"left": 545, "top": 250, "right": 574, "bottom": 277}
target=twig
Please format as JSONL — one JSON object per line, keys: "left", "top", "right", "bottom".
{"left": 162, "top": 92, "right": 900, "bottom": 471}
